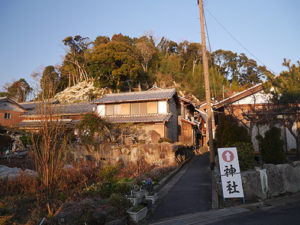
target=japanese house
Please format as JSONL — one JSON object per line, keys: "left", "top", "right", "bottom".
{"left": 213, "top": 84, "right": 299, "bottom": 152}
{"left": 17, "top": 102, "right": 95, "bottom": 130}
{"left": 94, "top": 87, "right": 201, "bottom": 145}
{"left": 0, "top": 97, "right": 26, "bottom": 127}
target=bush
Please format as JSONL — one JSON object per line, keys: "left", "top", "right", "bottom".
{"left": 257, "top": 127, "right": 285, "bottom": 164}
{"left": 158, "top": 138, "right": 172, "bottom": 143}
{"left": 0, "top": 134, "right": 12, "bottom": 152}
{"left": 215, "top": 115, "right": 251, "bottom": 148}
{"left": 108, "top": 193, "right": 131, "bottom": 211}
{"left": 231, "top": 142, "right": 255, "bottom": 171}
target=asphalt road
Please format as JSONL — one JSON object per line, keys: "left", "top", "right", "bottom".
{"left": 150, "top": 154, "right": 211, "bottom": 222}
{"left": 208, "top": 201, "right": 300, "bottom": 225}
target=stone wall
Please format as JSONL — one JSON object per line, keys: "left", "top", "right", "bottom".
{"left": 215, "top": 161, "right": 300, "bottom": 202}
{"left": 68, "top": 142, "right": 194, "bottom": 167}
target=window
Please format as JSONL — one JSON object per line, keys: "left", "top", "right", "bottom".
{"left": 131, "top": 103, "right": 140, "bottom": 115}
{"left": 140, "top": 102, "right": 147, "bottom": 114}
{"left": 106, "top": 104, "right": 114, "bottom": 116}
{"left": 147, "top": 101, "right": 158, "bottom": 114}
{"left": 4, "top": 112, "right": 11, "bottom": 120}
{"left": 120, "top": 103, "right": 130, "bottom": 115}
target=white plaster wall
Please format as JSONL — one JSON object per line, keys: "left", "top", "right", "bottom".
{"left": 233, "top": 91, "right": 272, "bottom": 105}
{"left": 97, "top": 104, "right": 105, "bottom": 117}
{"left": 251, "top": 124, "right": 270, "bottom": 151}
{"left": 158, "top": 101, "right": 167, "bottom": 114}
{"left": 286, "top": 123, "right": 297, "bottom": 150}
{"left": 251, "top": 123, "right": 297, "bottom": 151}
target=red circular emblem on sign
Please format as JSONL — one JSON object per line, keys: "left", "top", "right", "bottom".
{"left": 222, "top": 150, "right": 234, "bottom": 162}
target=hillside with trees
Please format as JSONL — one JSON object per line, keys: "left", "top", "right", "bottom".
{"left": 32, "top": 33, "right": 271, "bottom": 102}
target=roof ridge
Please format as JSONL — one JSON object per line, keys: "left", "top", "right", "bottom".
{"left": 104, "top": 88, "right": 175, "bottom": 97}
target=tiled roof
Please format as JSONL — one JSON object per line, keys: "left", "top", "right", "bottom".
{"left": 213, "top": 84, "right": 263, "bottom": 109}
{"left": 103, "top": 114, "right": 172, "bottom": 123}
{"left": 17, "top": 119, "right": 79, "bottom": 128}
{"left": 22, "top": 103, "right": 95, "bottom": 116}
{"left": 19, "top": 102, "right": 40, "bottom": 110}
{"left": 94, "top": 88, "right": 176, "bottom": 104}
{"left": 0, "top": 97, "right": 26, "bottom": 110}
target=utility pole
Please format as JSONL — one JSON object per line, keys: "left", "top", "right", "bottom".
{"left": 198, "top": 0, "right": 215, "bottom": 169}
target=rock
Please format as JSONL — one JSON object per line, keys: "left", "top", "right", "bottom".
{"left": 0, "top": 165, "right": 22, "bottom": 180}
{"left": 277, "top": 164, "right": 300, "bottom": 193}
{"left": 241, "top": 170, "right": 267, "bottom": 200}
{"left": 292, "top": 161, "right": 300, "bottom": 167}
{"left": 0, "top": 165, "right": 37, "bottom": 180}
{"left": 263, "top": 164, "right": 285, "bottom": 197}
{"left": 149, "top": 130, "right": 161, "bottom": 144}
{"left": 24, "top": 169, "right": 38, "bottom": 178}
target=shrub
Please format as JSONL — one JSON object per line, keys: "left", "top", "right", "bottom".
{"left": 257, "top": 127, "right": 285, "bottom": 164}
{"left": 215, "top": 114, "right": 251, "bottom": 148}
{"left": 231, "top": 142, "right": 255, "bottom": 171}
{"left": 0, "top": 134, "right": 12, "bottom": 152}
{"left": 158, "top": 138, "right": 172, "bottom": 143}
{"left": 108, "top": 193, "right": 131, "bottom": 211}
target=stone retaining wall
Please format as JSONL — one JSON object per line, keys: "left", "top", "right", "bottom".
{"left": 68, "top": 143, "right": 194, "bottom": 167}
{"left": 215, "top": 161, "right": 300, "bottom": 201}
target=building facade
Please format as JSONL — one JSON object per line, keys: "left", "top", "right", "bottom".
{"left": 0, "top": 97, "right": 26, "bottom": 127}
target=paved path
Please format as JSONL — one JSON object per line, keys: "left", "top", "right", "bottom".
{"left": 149, "top": 153, "right": 211, "bottom": 222}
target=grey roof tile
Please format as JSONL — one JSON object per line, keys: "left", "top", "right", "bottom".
{"left": 22, "top": 103, "right": 95, "bottom": 115}
{"left": 94, "top": 88, "right": 176, "bottom": 104}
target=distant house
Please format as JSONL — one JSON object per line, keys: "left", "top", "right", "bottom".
{"left": 94, "top": 87, "right": 201, "bottom": 145}
{"left": 0, "top": 97, "right": 26, "bottom": 127}
{"left": 213, "top": 84, "right": 299, "bottom": 152}
{"left": 18, "top": 102, "right": 95, "bottom": 130}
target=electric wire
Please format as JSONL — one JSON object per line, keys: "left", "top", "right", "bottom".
{"left": 205, "top": 7, "right": 276, "bottom": 75}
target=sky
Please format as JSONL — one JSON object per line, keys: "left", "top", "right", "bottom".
{"left": 0, "top": 0, "right": 299, "bottom": 90}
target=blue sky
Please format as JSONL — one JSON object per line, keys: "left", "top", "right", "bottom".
{"left": 0, "top": 0, "right": 299, "bottom": 90}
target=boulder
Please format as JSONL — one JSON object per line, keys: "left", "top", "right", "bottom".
{"left": 0, "top": 165, "right": 22, "bottom": 180}
{"left": 277, "top": 164, "right": 300, "bottom": 193}
{"left": 292, "top": 161, "right": 300, "bottom": 167}
{"left": 24, "top": 169, "right": 38, "bottom": 178}
{"left": 263, "top": 164, "right": 285, "bottom": 197}
{"left": 0, "top": 165, "right": 37, "bottom": 180}
{"left": 149, "top": 130, "right": 161, "bottom": 144}
{"left": 241, "top": 170, "right": 267, "bottom": 200}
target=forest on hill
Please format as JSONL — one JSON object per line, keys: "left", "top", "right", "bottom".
{"left": 1, "top": 33, "right": 273, "bottom": 102}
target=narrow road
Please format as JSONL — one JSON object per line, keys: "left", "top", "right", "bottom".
{"left": 208, "top": 201, "right": 300, "bottom": 225}
{"left": 150, "top": 153, "right": 211, "bottom": 222}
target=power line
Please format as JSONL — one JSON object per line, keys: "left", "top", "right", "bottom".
{"left": 205, "top": 7, "right": 276, "bottom": 75}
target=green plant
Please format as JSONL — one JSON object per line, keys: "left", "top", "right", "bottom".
{"left": 20, "top": 135, "right": 31, "bottom": 147}
{"left": 109, "top": 193, "right": 131, "bottom": 211}
{"left": 158, "top": 137, "right": 172, "bottom": 143}
{"left": 114, "top": 182, "right": 132, "bottom": 195}
{"left": 257, "top": 127, "right": 285, "bottom": 164}
{"left": 215, "top": 114, "right": 251, "bottom": 148}
{"left": 0, "top": 134, "right": 12, "bottom": 152}
{"left": 130, "top": 204, "right": 145, "bottom": 212}
{"left": 99, "top": 165, "right": 121, "bottom": 183}
{"left": 231, "top": 142, "right": 255, "bottom": 171}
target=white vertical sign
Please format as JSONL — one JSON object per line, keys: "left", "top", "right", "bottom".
{"left": 218, "top": 147, "right": 244, "bottom": 199}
